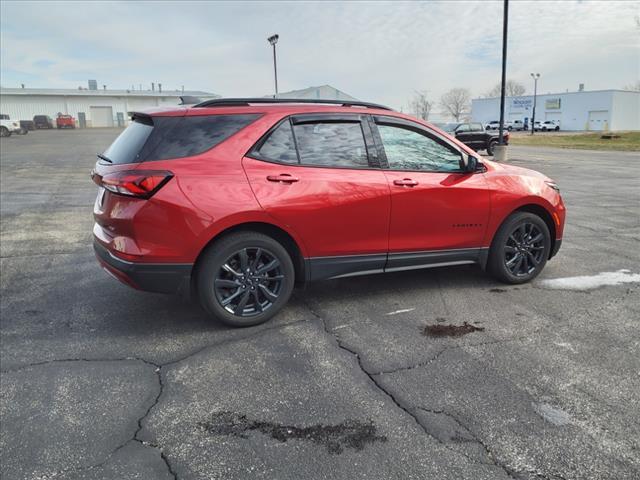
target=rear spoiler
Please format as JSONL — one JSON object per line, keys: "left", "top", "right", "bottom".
{"left": 179, "top": 96, "right": 201, "bottom": 105}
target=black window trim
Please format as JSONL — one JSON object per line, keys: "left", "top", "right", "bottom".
{"left": 371, "top": 115, "right": 472, "bottom": 174}
{"left": 246, "top": 113, "right": 382, "bottom": 171}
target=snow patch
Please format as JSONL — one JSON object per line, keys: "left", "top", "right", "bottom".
{"left": 385, "top": 308, "right": 416, "bottom": 316}
{"left": 538, "top": 269, "right": 640, "bottom": 291}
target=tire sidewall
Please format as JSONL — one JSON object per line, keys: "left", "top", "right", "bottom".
{"left": 489, "top": 212, "right": 551, "bottom": 284}
{"left": 197, "top": 233, "right": 295, "bottom": 327}
{"left": 487, "top": 140, "right": 497, "bottom": 156}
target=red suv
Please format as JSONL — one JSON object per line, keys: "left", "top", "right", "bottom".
{"left": 92, "top": 98, "right": 565, "bottom": 327}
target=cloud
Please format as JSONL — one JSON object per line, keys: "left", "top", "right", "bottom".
{"left": 1, "top": 0, "right": 638, "bottom": 111}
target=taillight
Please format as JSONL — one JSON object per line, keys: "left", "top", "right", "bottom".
{"left": 98, "top": 170, "right": 173, "bottom": 198}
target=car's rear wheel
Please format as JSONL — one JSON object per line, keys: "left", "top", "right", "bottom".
{"left": 488, "top": 212, "right": 550, "bottom": 284}
{"left": 487, "top": 140, "right": 497, "bottom": 156}
{"left": 197, "top": 232, "right": 295, "bottom": 327}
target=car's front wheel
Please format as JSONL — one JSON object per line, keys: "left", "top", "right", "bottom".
{"left": 488, "top": 212, "right": 550, "bottom": 284}
{"left": 197, "top": 232, "right": 295, "bottom": 327}
{"left": 487, "top": 140, "right": 498, "bottom": 156}
{"left": 0, "top": 127, "right": 11, "bottom": 137}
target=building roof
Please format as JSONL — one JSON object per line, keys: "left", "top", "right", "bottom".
{"left": 0, "top": 87, "right": 219, "bottom": 98}
{"left": 272, "top": 84, "right": 358, "bottom": 101}
{"left": 474, "top": 89, "right": 638, "bottom": 101}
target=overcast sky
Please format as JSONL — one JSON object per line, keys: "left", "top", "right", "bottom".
{"left": 1, "top": 0, "right": 638, "bottom": 111}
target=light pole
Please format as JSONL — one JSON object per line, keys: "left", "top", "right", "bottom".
{"left": 530, "top": 73, "right": 540, "bottom": 135}
{"left": 498, "top": 0, "right": 509, "bottom": 146}
{"left": 267, "top": 34, "right": 279, "bottom": 98}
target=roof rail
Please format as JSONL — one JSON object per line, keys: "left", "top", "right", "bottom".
{"left": 193, "top": 97, "right": 393, "bottom": 111}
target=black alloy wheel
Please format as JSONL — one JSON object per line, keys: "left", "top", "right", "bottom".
{"left": 214, "top": 247, "right": 284, "bottom": 317}
{"left": 504, "top": 223, "right": 545, "bottom": 277}
{"left": 197, "top": 231, "right": 295, "bottom": 327}
{"left": 488, "top": 212, "right": 551, "bottom": 284}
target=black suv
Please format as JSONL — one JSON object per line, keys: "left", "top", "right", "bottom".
{"left": 33, "top": 115, "right": 54, "bottom": 129}
{"left": 436, "top": 122, "right": 508, "bottom": 156}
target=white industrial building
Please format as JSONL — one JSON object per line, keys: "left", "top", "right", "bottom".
{"left": 275, "top": 84, "right": 358, "bottom": 101}
{"left": 0, "top": 87, "right": 219, "bottom": 127}
{"left": 472, "top": 89, "right": 640, "bottom": 131}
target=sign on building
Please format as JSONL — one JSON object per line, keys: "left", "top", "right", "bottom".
{"left": 545, "top": 98, "right": 561, "bottom": 109}
{"left": 510, "top": 97, "right": 533, "bottom": 111}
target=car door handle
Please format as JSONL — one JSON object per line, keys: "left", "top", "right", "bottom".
{"left": 267, "top": 174, "right": 299, "bottom": 183}
{"left": 393, "top": 178, "right": 418, "bottom": 187}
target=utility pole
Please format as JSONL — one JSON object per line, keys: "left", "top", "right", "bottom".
{"left": 267, "top": 34, "right": 279, "bottom": 98}
{"left": 498, "top": 0, "right": 509, "bottom": 146}
{"left": 530, "top": 73, "right": 540, "bottom": 135}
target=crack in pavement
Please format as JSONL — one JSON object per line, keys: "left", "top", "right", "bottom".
{"left": 302, "top": 300, "right": 521, "bottom": 479}
{"left": 4, "top": 318, "right": 312, "bottom": 480}
{"left": 301, "top": 300, "right": 577, "bottom": 480}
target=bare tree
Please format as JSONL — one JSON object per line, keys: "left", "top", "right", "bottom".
{"left": 409, "top": 90, "right": 432, "bottom": 121}
{"left": 623, "top": 80, "right": 640, "bottom": 92}
{"left": 439, "top": 88, "right": 471, "bottom": 122}
{"left": 484, "top": 80, "right": 526, "bottom": 97}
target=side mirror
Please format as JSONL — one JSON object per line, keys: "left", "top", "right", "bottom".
{"left": 461, "top": 154, "right": 479, "bottom": 173}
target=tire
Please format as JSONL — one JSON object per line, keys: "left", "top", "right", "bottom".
{"left": 196, "top": 232, "right": 295, "bottom": 327}
{"left": 488, "top": 212, "right": 551, "bottom": 284}
{"left": 507, "top": 126, "right": 513, "bottom": 131}
{"left": 555, "top": 126, "right": 559, "bottom": 131}
{"left": 486, "top": 140, "right": 497, "bottom": 156}
{"left": 0, "top": 126, "right": 11, "bottom": 137}
{"left": 16, "top": 128, "right": 27, "bottom": 135}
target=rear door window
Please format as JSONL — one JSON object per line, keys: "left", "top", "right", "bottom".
{"left": 101, "top": 114, "right": 260, "bottom": 165}
{"left": 292, "top": 122, "right": 368, "bottom": 168}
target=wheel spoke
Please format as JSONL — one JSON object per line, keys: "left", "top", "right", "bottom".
{"left": 506, "top": 254, "right": 520, "bottom": 267}
{"left": 233, "top": 290, "right": 251, "bottom": 315}
{"left": 221, "top": 288, "right": 244, "bottom": 306}
{"left": 222, "top": 263, "right": 242, "bottom": 277}
{"left": 256, "top": 259, "right": 280, "bottom": 274}
{"left": 251, "top": 248, "right": 262, "bottom": 270}
{"left": 504, "top": 245, "right": 516, "bottom": 253}
{"left": 239, "top": 248, "right": 249, "bottom": 271}
{"left": 526, "top": 251, "right": 539, "bottom": 265}
{"left": 530, "top": 233, "right": 543, "bottom": 244}
{"left": 258, "top": 284, "right": 279, "bottom": 302}
{"left": 252, "top": 290, "right": 263, "bottom": 312}
{"left": 513, "top": 255, "right": 524, "bottom": 274}
{"left": 215, "top": 279, "right": 241, "bottom": 289}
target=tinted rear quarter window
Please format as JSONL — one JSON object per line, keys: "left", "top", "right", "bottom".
{"left": 101, "top": 114, "right": 260, "bottom": 164}
{"left": 293, "top": 122, "right": 368, "bottom": 168}
{"left": 256, "top": 121, "right": 298, "bottom": 164}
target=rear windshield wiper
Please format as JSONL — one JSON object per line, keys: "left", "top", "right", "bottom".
{"left": 97, "top": 153, "right": 113, "bottom": 163}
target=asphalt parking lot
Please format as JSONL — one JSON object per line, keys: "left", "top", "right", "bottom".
{"left": 1, "top": 128, "right": 639, "bottom": 480}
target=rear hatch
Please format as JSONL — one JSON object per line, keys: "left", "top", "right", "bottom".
{"left": 92, "top": 111, "right": 261, "bottom": 257}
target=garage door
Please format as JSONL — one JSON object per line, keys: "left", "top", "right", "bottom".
{"left": 545, "top": 112, "right": 561, "bottom": 121}
{"left": 90, "top": 106, "right": 114, "bottom": 127}
{"left": 588, "top": 110, "right": 608, "bottom": 131}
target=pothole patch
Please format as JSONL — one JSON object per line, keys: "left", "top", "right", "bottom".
{"left": 198, "top": 411, "right": 387, "bottom": 454}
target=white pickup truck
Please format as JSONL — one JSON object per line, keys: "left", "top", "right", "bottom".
{"left": 0, "top": 114, "right": 27, "bottom": 137}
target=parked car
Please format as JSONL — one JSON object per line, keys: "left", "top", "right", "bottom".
{"left": 486, "top": 120, "right": 525, "bottom": 131}
{"left": 20, "top": 120, "right": 36, "bottom": 131}
{"left": 1, "top": 114, "right": 26, "bottom": 136}
{"left": 92, "top": 98, "right": 565, "bottom": 327}
{"left": 511, "top": 120, "right": 527, "bottom": 131}
{"left": 56, "top": 114, "right": 76, "bottom": 129}
{"left": 540, "top": 121, "right": 560, "bottom": 131}
{"left": 436, "top": 122, "right": 509, "bottom": 156}
{"left": 33, "top": 115, "right": 54, "bottom": 129}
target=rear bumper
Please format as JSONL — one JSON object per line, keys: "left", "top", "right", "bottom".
{"left": 93, "top": 240, "right": 192, "bottom": 294}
